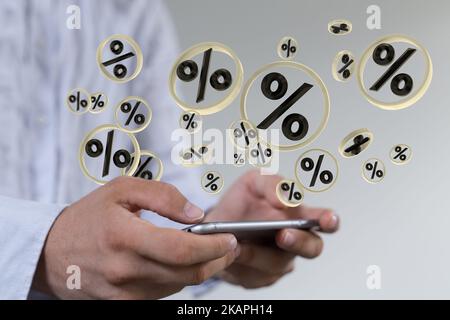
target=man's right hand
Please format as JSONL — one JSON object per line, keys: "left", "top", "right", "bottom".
{"left": 32, "top": 177, "right": 239, "bottom": 299}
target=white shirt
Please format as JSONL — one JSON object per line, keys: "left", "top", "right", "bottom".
{"left": 0, "top": 0, "right": 213, "bottom": 299}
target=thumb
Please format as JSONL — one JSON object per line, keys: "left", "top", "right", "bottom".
{"left": 106, "top": 177, "right": 204, "bottom": 224}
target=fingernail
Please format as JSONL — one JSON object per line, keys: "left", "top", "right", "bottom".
{"left": 229, "top": 236, "right": 238, "bottom": 251}
{"left": 282, "top": 231, "right": 295, "bottom": 247}
{"left": 234, "top": 244, "right": 241, "bottom": 258}
{"left": 330, "top": 214, "right": 339, "bottom": 229}
{"left": 184, "top": 202, "right": 204, "bottom": 220}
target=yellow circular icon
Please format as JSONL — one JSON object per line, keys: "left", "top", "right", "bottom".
{"left": 332, "top": 50, "right": 355, "bottom": 82}
{"left": 276, "top": 180, "right": 304, "bottom": 207}
{"left": 277, "top": 36, "right": 298, "bottom": 60}
{"left": 66, "top": 88, "right": 91, "bottom": 114}
{"left": 89, "top": 92, "right": 108, "bottom": 114}
{"left": 357, "top": 34, "right": 433, "bottom": 110}
{"left": 79, "top": 124, "right": 140, "bottom": 185}
{"left": 328, "top": 19, "right": 352, "bottom": 35}
{"left": 201, "top": 171, "right": 224, "bottom": 194}
{"left": 169, "top": 42, "right": 244, "bottom": 115}
{"left": 390, "top": 144, "right": 412, "bottom": 165}
{"left": 295, "top": 149, "right": 339, "bottom": 193}
{"left": 241, "top": 61, "right": 330, "bottom": 152}
{"left": 114, "top": 96, "right": 152, "bottom": 133}
{"left": 96, "top": 34, "right": 143, "bottom": 83}
{"left": 362, "top": 158, "right": 385, "bottom": 184}
{"left": 127, "top": 150, "right": 164, "bottom": 181}
{"left": 179, "top": 111, "right": 202, "bottom": 134}
{"left": 338, "top": 128, "right": 374, "bottom": 158}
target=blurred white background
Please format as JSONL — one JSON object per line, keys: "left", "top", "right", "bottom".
{"left": 166, "top": 0, "right": 450, "bottom": 299}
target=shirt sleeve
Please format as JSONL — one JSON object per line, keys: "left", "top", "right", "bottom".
{"left": 0, "top": 196, "right": 65, "bottom": 300}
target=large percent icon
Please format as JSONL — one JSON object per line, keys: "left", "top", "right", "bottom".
{"left": 229, "top": 120, "right": 258, "bottom": 149}
{"left": 114, "top": 97, "right": 152, "bottom": 133}
{"left": 278, "top": 37, "right": 298, "bottom": 60}
{"left": 180, "top": 111, "right": 202, "bottom": 134}
{"left": 90, "top": 92, "right": 108, "bottom": 114}
{"left": 201, "top": 171, "right": 224, "bottom": 194}
{"left": 66, "top": 88, "right": 91, "bottom": 114}
{"left": 128, "top": 150, "right": 163, "bottom": 181}
{"left": 339, "top": 129, "right": 374, "bottom": 158}
{"left": 79, "top": 125, "right": 140, "bottom": 185}
{"left": 169, "top": 42, "right": 244, "bottom": 115}
{"left": 362, "top": 158, "right": 385, "bottom": 183}
{"left": 295, "top": 149, "right": 338, "bottom": 193}
{"left": 328, "top": 19, "right": 352, "bottom": 35}
{"left": 357, "top": 35, "right": 433, "bottom": 110}
{"left": 241, "top": 61, "right": 330, "bottom": 151}
{"left": 97, "top": 34, "right": 143, "bottom": 83}
{"left": 276, "top": 180, "right": 304, "bottom": 207}
{"left": 332, "top": 51, "right": 355, "bottom": 82}
{"left": 390, "top": 144, "right": 412, "bottom": 165}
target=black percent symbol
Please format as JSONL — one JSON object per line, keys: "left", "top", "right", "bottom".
{"left": 234, "top": 121, "right": 257, "bottom": 146}
{"left": 370, "top": 43, "right": 416, "bottom": 96}
{"left": 281, "top": 182, "right": 302, "bottom": 201}
{"left": 121, "top": 101, "right": 145, "bottom": 126}
{"left": 257, "top": 72, "right": 312, "bottom": 141}
{"left": 365, "top": 161, "right": 384, "bottom": 180}
{"left": 176, "top": 48, "right": 233, "bottom": 103}
{"left": 204, "top": 173, "right": 220, "bottom": 192}
{"left": 301, "top": 154, "right": 334, "bottom": 187}
{"left": 393, "top": 146, "right": 408, "bottom": 161}
{"left": 69, "top": 91, "right": 88, "bottom": 111}
{"left": 183, "top": 146, "right": 209, "bottom": 160}
{"left": 91, "top": 94, "right": 105, "bottom": 110}
{"left": 344, "top": 134, "right": 370, "bottom": 156}
{"left": 85, "top": 130, "right": 131, "bottom": 178}
{"left": 281, "top": 39, "right": 297, "bottom": 58}
{"left": 250, "top": 142, "right": 272, "bottom": 163}
{"left": 102, "top": 40, "right": 136, "bottom": 79}
{"left": 133, "top": 156, "right": 154, "bottom": 180}
{"left": 234, "top": 153, "right": 245, "bottom": 165}
{"left": 331, "top": 23, "right": 349, "bottom": 34}
{"left": 339, "top": 54, "right": 354, "bottom": 79}
{"left": 183, "top": 113, "right": 198, "bottom": 130}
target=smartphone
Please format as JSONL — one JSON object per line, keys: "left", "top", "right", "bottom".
{"left": 184, "top": 219, "right": 319, "bottom": 244}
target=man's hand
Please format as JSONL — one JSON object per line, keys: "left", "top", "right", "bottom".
{"left": 207, "top": 170, "right": 339, "bottom": 289}
{"left": 32, "top": 177, "right": 239, "bottom": 299}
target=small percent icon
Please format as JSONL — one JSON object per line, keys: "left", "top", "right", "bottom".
{"left": 97, "top": 35, "right": 143, "bottom": 83}
{"left": 85, "top": 130, "right": 133, "bottom": 178}
{"left": 201, "top": 171, "right": 224, "bottom": 194}
{"left": 390, "top": 144, "right": 412, "bottom": 165}
{"left": 362, "top": 158, "right": 385, "bottom": 183}
{"left": 180, "top": 111, "right": 202, "bottom": 133}
{"left": 177, "top": 48, "right": 233, "bottom": 104}
{"left": 233, "top": 152, "right": 245, "bottom": 167}
{"left": 256, "top": 72, "right": 312, "bottom": 141}
{"left": 249, "top": 142, "right": 273, "bottom": 167}
{"left": 276, "top": 180, "right": 304, "bottom": 207}
{"left": 129, "top": 151, "right": 163, "bottom": 181}
{"left": 180, "top": 145, "right": 211, "bottom": 167}
{"left": 328, "top": 20, "right": 352, "bottom": 35}
{"left": 333, "top": 51, "right": 355, "bottom": 81}
{"left": 296, "top": 149, "right": 338, "bottom": 192}
{"left": 66, "top": 88, "right": 90, "bottom": 114}
{"left": 370, "top": 43, "right": 416, "bottom": 96}
{"left": 115, "top": 97, "right": 152, "bottom": 133}
{"left": 278, "top": 37, "right": 298, "bottom": 60}
{"left": 231, "top": 120, "right": 258, "bottom": 149}
{"left": 90, "top": 92, "right": 108, "bottom": 114}
{"left": 339, "top": 129, "right": 373, "bottom": 158}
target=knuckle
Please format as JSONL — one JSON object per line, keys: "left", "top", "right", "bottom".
{"left": 172, "top": 246, "right": 193, "bottom": 265}
{"left": 104, "top": 263, "right": 132, "bottom": 286}
{"left": 192, "top": 266, "right": 208, "bottom": 285}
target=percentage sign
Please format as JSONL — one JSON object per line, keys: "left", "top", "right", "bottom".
{"left": 90, "top": 93, "right": 108, "bottom": 113}
{"left": 390, "top": 144, "right": 412, "bottom": 165}
{"left": 278, "top": 37, "right": 298, "bottom": 60}
{"left": 363, "top": 159, "right": 385, "bottom": 183}
{"left": 296, "top": 149, "right": 338, "bottom": 192}
{"left": 301, "top": 155, "right": 334, "bottom": 187}
{"left": 202, "top": 171, "right": 224, "bottom": 194}
{"left": 277, "top": 180, "right": 304, "bottom": 207}
{"left": 233, "top": 120, "right": 258, "bottom": 148}
{"left": 369, "top": 43, "right": 416, "bottom": 96}
{"left": 233, "top": 152, "right": 245, "bottom": 167}
{"left": 85, "top": 130, "right": 132, "bottom": 178}
{"left": 176, "top": 48, "right": 233, "bottom": 103}
{"left": 256, "top": 72, "right": 312, "bottom": 141}
{"left": 180, "top": 111, "right": 202, "bottom": 133}
{"left": 344, "top": 135, "right": 370, "bottom": 156}
{"left": 101, "top": 40, "right": 136, "bottom": 79}
{"left": 331, "top": 23, "right": 348, "bottom": 34}
{"left": 133, "top": 156, "right": 154, "bottom": 180}
{"left": 67, "top": 88, "right": 90, "bottom": 114}
{"left": 250, "top": 142, "right": 273, "bottom": 167}
{"left": 338, "top": 53, "right": 354, "bottom": 79}
{"left": 183, "top": 146, "right": 209, "bottom": 161}
{"left": 115, "top": 97, "right": 152, "bottom": 133}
